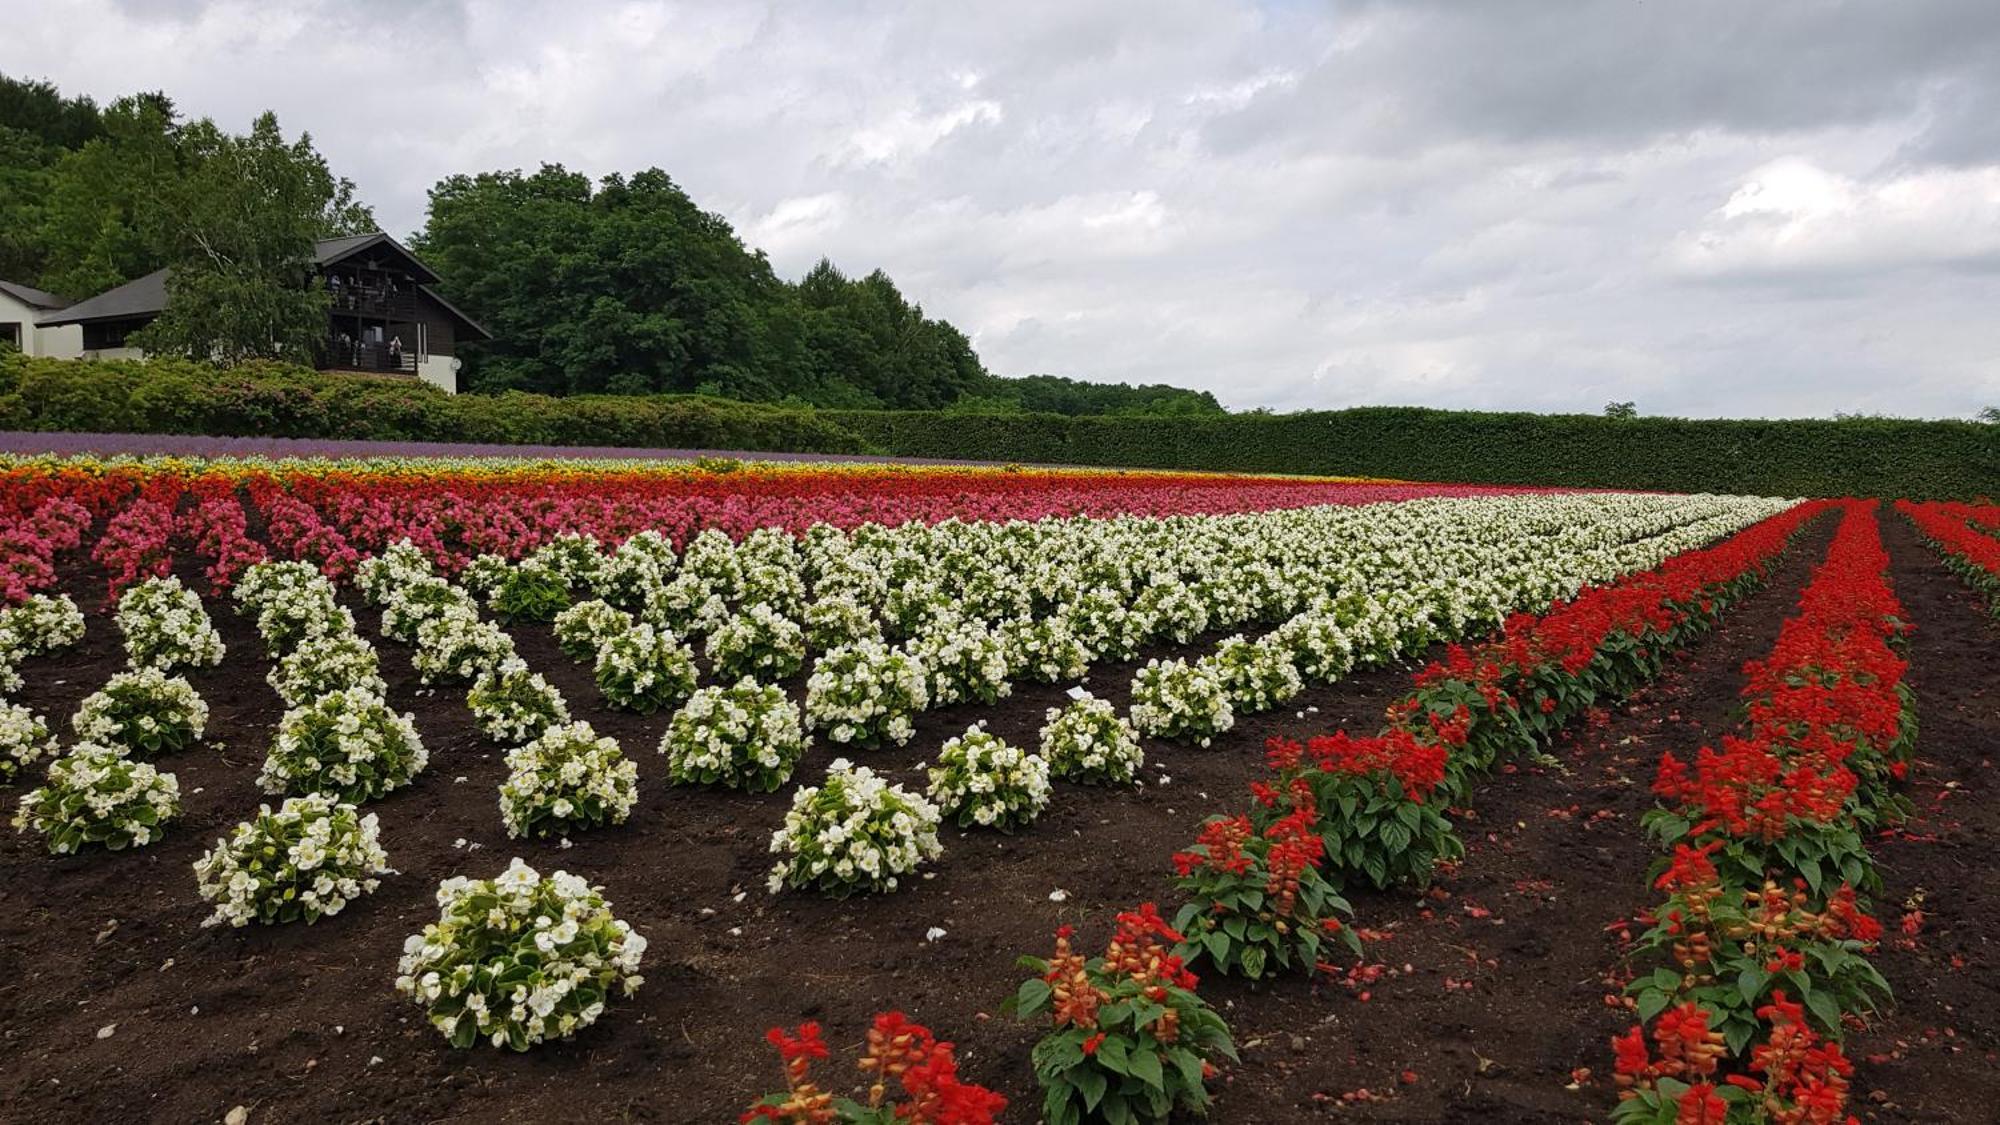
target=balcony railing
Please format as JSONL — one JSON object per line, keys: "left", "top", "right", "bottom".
{"left": 323, "top": 340, "right": 417, "bottom": 374}
{"left": 327, "top": 286, "right": 419, "bottom": 320}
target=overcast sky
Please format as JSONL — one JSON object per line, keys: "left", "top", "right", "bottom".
{"left": 7, "top": 1, "right": 1999, "bottom": 418}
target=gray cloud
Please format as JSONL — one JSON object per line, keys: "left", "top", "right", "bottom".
{"left": 5, "top": 0, "right": 1999, "bottom": 418}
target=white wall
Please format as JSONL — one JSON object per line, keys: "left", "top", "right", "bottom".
{"left": 38, "top": 325, "right": 85, "bottom": 358}
{"left": 0, "top": 291, "right": 79, "bottom": 357}
{"left": 417, "top": 353, "right": 458, "bottom": 394}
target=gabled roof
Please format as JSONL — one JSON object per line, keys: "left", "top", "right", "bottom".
{"left": 314, "top": 231, "right": 441, "bottom": 284}
{"left": 37, "top": 269, "right": 166, "bottom": 326}
{"left": 0, "top": 280, "right": 72, "bottom": 310}
{"left": 420, "top": 284, "right": 493, "bottom": 341}
{"left": 40, "top": 232, "right": 458, "bottom": 327}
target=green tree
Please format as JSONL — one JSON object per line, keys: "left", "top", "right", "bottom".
{"left": 129, "top": 112, "right": 374, "bottom": 364}
{"left": 1604, "top": 401, "right": 1638, "bottom": 420}
{"left": 33, "top": 93, "right": 179, "bottom": 299}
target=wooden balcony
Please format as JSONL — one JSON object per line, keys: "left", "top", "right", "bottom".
{"left": 322, "top": 339, "right": 417, "bottom": 374}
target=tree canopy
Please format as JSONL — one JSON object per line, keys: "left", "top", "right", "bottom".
{"left": 6, "top": 72, "right": 1234, "bottom": 415}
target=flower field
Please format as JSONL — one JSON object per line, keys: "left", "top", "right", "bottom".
{"left": 1, "top": 454, "right": 1996, "bottom": 1123}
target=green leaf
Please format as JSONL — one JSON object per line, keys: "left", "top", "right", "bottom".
{"left": 1128, "top": 1047, "right": 1165, "bottom": 1092}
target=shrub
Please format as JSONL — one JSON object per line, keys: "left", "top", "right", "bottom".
{"left": 1039, "top": 696, "right": 1145, "bottom": 785}
{"left": 641, "top": 571, "right": 732, "bottom": 642}
{"left": 0, "top": 592, "right": 85, "bottom": 656}
{"left": 115, "top": 575, "right": 225, "bottom": 671}
{"left": 1129, "top": 658, "right": 1234, "bottom": 745}
{"left": 72, "top": 667, "right": 209, "bottom": 757}
{"left": 233, "top": 559, "right": 328, "bottom": 615}
{"left": 457, "top": 553, "right": 513, "bottom": 596}
{"left": 1268, "top": 613, "right": 1359, "bottom": 684}
{"left": 1133, "top": 582, "right": 1210, "bottom": 645}
{"left": 354, "top": 540, "right": 434, "bottom": 605}
{"left": 380, "top": 576, "right": 474, "bottom": 643}
{"left": 906, "top": 616, "right": 1012, "bottom": 708}
{"left": 593, "top": 624, "right": 698, "bottom": 714}
{"left": 259, "top": 687, "right": 428, "bottom": 803}
{"left": 803, "top": 593, "right": 881, "bottom": 652}
{"left": 412, "top": 608, "right": 517, "bottom": 685}
{"left": 705, "top": 603, "right": 807, "bottom": 682}
{"left": 767, "top": 759, "right": 943, "bottom": 896}
{"left": 192, "top": 793, "right": 391, "bottom": 927}
{"left": 1170, "top": 801, "right": 1360, "bottom": 980}
{"left": 489, "top": 560, "right": 573, "bottom": 624}
{"left": 552, "top": 599, "right": 636, "bottom": 662}
{"left": 810, "top": 640, "right": 930, "bottom": 750}
{"left": 925, "top": 724, "right": 1052, "bottom": 831}
{"left": 13, "top": 742, "right": 182, "bottom": 854}
{"left": 394, "top": 857, "right": 648, "bottom": 1050}
{"left": 498, "top": 721, "right": 638, "bottom": 839}
{"left": 268, "top": 630, "right": 387, "bottom": 707}
{"left": 1201, "top": 635, "right": 1304, "bottom": 713}
{"left": 1005, "top": 905, "right": 1238, "bottom": 1125}
{"left": 999, "top": 616, "right": 1090, "bottom": 684}
{"left": 660, "top": 680, "right": 806, "bottom": 792}
{"left": 0, "top": 702, "right": 56, "bottom": 785}
{"left": 528, "top": 533, "right": 607, "bottom": 589}
{"left": 467, "top": 659, "right": 571, "bottom": 745}
{"left": 251, "top": 584, "right": 352, "bottom": 654}
{"left": 1267, "top": 733, "right": 1461, "bottom": 890}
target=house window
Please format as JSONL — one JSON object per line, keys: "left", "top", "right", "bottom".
{"left": 0, "top": 322, "right": 19, "bottom": 349}
{"left": 83, "top": 320, "right": 135, "bottom": 350}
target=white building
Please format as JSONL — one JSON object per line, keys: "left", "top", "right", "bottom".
{"left": 2, "top": 232, "right": 488, "bottom": 394}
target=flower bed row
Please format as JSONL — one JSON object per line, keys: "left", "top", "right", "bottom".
{"left": 1610, "top": 500, "right": 1913, "bottom": 1124}
{"left": 1896, "top": 499, "right": 2000, "bottom": 614}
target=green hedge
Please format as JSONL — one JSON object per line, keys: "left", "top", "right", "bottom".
{"left": 0, "top": 354, "right": 866, "bottom": 454}
{"left": 828, "top": 407, "right": 1999, "bottom": 499}
{"left": 1, "top": 355, "right": 1991, "bottom": 498}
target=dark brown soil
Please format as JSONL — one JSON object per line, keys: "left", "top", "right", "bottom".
{"left": 2, "top": 509, "right": 1994, "bottom": 1125}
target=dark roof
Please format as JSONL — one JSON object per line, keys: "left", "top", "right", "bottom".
{"left": 41, "top": 232, "right": 455, "bottom": 327}
{"left": 0, "top": 280, "right": 72, "bottom": 310}
{"left": 419, "top": 285, "right": 493, "bottom": 341}
{"left": 36, "top": 269, "right": 166, "bottom": 326}
{"left": 314, "top": 232, "right": 441, "bottom": 283}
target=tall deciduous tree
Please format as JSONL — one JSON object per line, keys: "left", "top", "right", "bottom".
{"left": 131, "top": 112, "right": 374, "bottom": 364}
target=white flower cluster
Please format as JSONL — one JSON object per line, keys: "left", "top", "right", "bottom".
{"left": 905, "top": 616, "right": 1011, "bottom": 707}
{"left": 593, "top": 624, "right": 697, "bottom": 713}
{"left": 0, "top": 701, "right": 56, "bottom": 784}
{"left": 1129, "top": 657, "right": 1235, "bottom": 746}
{"left": 239, "top": 565, "right": 352, "bottom": 654}
{"left": 0, "top": 592, "right": 85, "bottom": 657}
{"left": 498, "top": 721, "right": 638, "bottom": 839}
{"left": 467, "top": 659, "right": 571, "bottom": 745}
{"left": 381, "top": 576, "right": 475, "bottom": 644}
{"left": 925, "top": 724, "right": 1052, "bottom": 831}
{"left": 115, "top": 575, "right": 224, "bottom": 672}
{"left": 457, "top": 553, "right": 513, "bottom": 597}
{"left": 659, "top": 679, "right": 805, "bottom": 792}
{"left": 413, "top": 607, "right": 517, "bottom": 686}
{"left": 193, "top": 793, "right": 391, "bottom": 927}
{"left": 1040, "top": 696, "right": 1145, "bottom": 785}
{"left": 804, "top": 639, "right": 928, "bottom": 748}
{"left": 704, "top": 603, "right": 805, "bottom": 682}
{"left": 998, "top": 616, "right": 1091, "bottom": 685}
{"left": 354, "top": 540, "right": 435, "bottom": 605}
{"left": 802, "top": 593, "right": 881, "bottom": 652}
{"left": 13, "top": 741, "right": 180, "bottom": 854}
{"left": 553, "top": 599, "right": 635, "bottom": 662}
{"left": 529, "top": 533, "right": 608, "bottom": 590}
{"left": 269, "top": 630, "right": 387, "bottom": 707}
{"left": 1200, "top": 634, "right": 1304, "bottom": 714}
{"left": 72, "top": 666, "right": 209, "bottom": 757}
{"left": 768, "top": 759, "right": 943, "bottom": 896}
{"left": 395, "top": 858, "right": 647, "bottom": 1050}
{"left": 259, "top": 686, "right": 428, "bottom": 803}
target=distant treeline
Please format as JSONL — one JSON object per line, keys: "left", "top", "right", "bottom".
{"left": 1, "top": 355, "right": 1990, "bottom": 500}
{"left": 0, "top": 73, "right": 1219, "bottom": 417}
